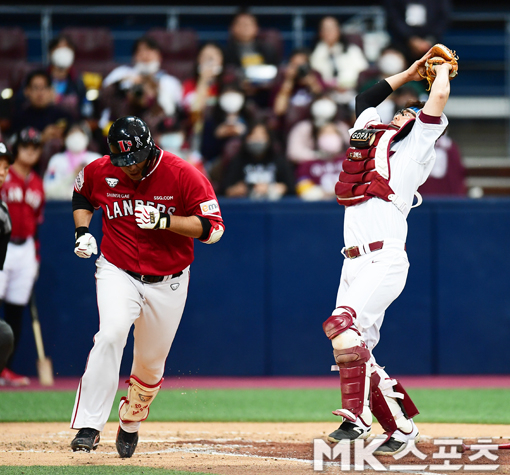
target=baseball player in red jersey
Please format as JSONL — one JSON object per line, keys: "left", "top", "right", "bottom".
{"left": 323, "top": 50, "right": 452, "bottom": 454}
{"left": 0, "top": 143, "right": 15, "bottom": 375}
{"left": 70, "top": 116, "right": 224, "bottom": 458}
{"left": 0, "top": 129, "right": 44, "bottom": 387}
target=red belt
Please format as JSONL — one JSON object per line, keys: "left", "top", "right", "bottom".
{"left": 343, "top": 241, "right": 384, "bottom": 259}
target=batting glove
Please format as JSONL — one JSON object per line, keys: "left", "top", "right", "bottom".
{"left": 74, "top": 227, "right": 98, "bottom": 258}
{"left": 135, "top": 205, "right": 171, "bottom": 230}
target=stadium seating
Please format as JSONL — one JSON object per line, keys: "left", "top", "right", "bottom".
{"left": 145, "top": 28, "right": 199, "bottom": 82}
{"left": 60, "top": 27, "right": 115, "bottom": 78}
{"left": 0, "top": 28, "right": 28, "bottom": 91}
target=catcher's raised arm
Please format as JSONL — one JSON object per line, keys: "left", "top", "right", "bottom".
{"left": 419, "top": 43, "right": 459, "bottom": 91}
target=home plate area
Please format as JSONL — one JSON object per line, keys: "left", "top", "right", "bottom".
{"left": 0, "top": 422, "right": 508, "bottom": 474}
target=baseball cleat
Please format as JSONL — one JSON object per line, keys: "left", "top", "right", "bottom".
{"left": 71, "top": 428, "right": 100, "bottom": 452}
{"left": 328, "top": 420, "right": 372, "bottom": 443}
{"left": 0, "top": 368, "right": 30, "bottom": 386}
{"left": 373, "top": 420, "right": 420, "bottom": 456}
{"left": 116, "top": 426, "right": 139, "bottom": 458}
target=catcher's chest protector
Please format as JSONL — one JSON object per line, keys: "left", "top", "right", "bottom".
{"left": 335, "top": 121, "right": 415, "bottom": 209}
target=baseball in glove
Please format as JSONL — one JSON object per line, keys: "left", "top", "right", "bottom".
{"left": 419, "top": 44, "right": 459, "bottom": 91}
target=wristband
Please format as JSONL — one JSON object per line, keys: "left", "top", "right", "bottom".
{"left": 158, "top": 213, "right": 171, "bottom": 229}
{"left": 75, "top": 226, "right": 89, "bottom": 239}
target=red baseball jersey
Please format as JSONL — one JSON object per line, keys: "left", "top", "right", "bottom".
{"left": 74, "top": 147, "right": 224, "bottom": 276}
{"left": 0, "top": 168, "right": 45, "bottom": 240}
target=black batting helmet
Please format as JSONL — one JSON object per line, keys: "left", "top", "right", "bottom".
{"left": 107, "top": 116, "right": 155, "bottom": 167}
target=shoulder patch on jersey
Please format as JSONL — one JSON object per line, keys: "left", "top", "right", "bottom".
{"left": 199, "top": 199, "right": 220, "bottom": 216}
{"left": 105, "top": 177, "right": 119, "bottom": 188}
{"left": 75, "top": 168, "right": 85, "bottom": 191}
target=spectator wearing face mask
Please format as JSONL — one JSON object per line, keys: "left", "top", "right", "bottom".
{"left": 47, "top": 35, "right": 91, "bottom": 120}
{"left": 286, "top": 95, "right": 349, "bottom": 165}
{"left": 310, "top": 16, "right": 369, "bottom": 106}
{"left": 99, "top": 36, "right": 183, "bottom": 137}
{"left": 294, "top": 122, "right": 348, "bottom": 201}
{"left": 224, "top": 121, "right": 295, "bottom": 199}
{"left": 43, "top": 122, "right": 101, "bottom": 200}
{"left": 200, "top": 83, "right": 256, "bottom": 165}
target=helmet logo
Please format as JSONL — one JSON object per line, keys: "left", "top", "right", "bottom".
{"left": 118, "top": 140, "right": 133, "bottom": 152}
{"left": 134, "top": 136, "right": 144, "bottom": 148}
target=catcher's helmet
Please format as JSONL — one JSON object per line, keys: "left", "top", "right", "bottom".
{"left": 107, "top": 116, "right": 154, "bottom": 167}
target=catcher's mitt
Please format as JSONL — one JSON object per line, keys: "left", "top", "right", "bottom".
{"left": 419, "top": 44, "right": 459, "bottom": 91}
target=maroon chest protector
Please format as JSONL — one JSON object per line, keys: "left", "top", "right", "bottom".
{"left": 335, "top": 120, "right": 415, "bottom": 207}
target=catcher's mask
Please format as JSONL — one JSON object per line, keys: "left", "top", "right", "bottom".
{"left": 107, "top": 116, "right": 155, "bottom": 167}
{"left": 394, "top": 108, "right": 419, "bottom": 120}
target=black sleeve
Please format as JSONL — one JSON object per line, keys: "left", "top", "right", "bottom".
{"left": 0, "top": 203, "right": 11, "bottom": 270}
{"left": 72, "top": 190, "right": 94, "bottom": 212}
{"left": 196, "top": 215, "right": 212, "bottom": 241}
{"left": 355, "top": 79, "right": 394, "bottom": 118}
{"left": 0, "top": 232, "right": 10, "bottom": 271}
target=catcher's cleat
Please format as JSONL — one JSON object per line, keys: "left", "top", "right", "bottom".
{"left": 327, "top": 420, "right": 372, "bottom": 443}
{"left": 373, "top": 420, "right": 420, "bottom": 456}
{"left": 116, "top": 426, "right": 139, "bottom": 458}
{"left": 71, "top": 428, "right": 100, "bottom": 452}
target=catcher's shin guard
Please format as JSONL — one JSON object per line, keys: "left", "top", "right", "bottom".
{"left": 119, "top": 375, "right": 162, "bottom": 423}
{"left": 323, "top": 307, "right": 371, "bottom": 423}
{"left": 370, "top": 365, "right": 419, "bottom": 433}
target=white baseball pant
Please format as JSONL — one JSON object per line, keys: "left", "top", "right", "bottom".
{"left": 335, "top": 238, "right": 409, "bottom": 351}
{"left": 71, "top": 254, "right": 190, "bottom": 432}
{"left": 0, "top": 238, "right": 38, "bottom": 305}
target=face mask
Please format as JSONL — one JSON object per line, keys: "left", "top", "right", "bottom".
{"left": 318, "top": 133, "right": 342, "bottom": 154}
{"left": 159, "top": 132, "right": 184, "bottom": 152}
{"left": 65, "top": 132, "right": 89, "bottom": 154}
{"left": 311, "top": 99, "right": 337, "bottom": 124}
{"left": 134, "top": 60, "right": 161, "bottom": 76}
{"left": 51, "top": 47, "right": 74, "bottom": 69}
{"left": 378, "top": 53, "right": 406, "bottom": 76}
{"left": 219, "top": 92, "right": 244, "bottom": 114}
{"left": 246, "top": 141, "right": 268, "bottom": 156}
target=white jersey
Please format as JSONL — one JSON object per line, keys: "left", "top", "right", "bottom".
{"left": 344, "top": 107, "right": 448, "bottom": 246}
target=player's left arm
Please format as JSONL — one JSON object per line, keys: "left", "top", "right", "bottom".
{"left": 422, "top": 63, "right": 451, "bottom": 117}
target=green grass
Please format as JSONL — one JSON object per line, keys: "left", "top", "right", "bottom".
{"left": 1, "top": 388, "right": 509, "bottom": 424}
{"left": 0, "top": 468, "right": 214, "bottom": 475}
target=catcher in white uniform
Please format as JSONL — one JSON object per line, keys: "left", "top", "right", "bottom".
{"left": 323, "top": 45, "right": 456, "bottom": 454}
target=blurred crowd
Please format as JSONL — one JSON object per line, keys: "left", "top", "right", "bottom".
{"left": 0, "top": 3, "right": 467, "bottom": 386}
{"left": 0, "top": 4, "right": 466, "bottom": 203}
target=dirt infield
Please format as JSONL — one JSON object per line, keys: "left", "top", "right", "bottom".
{"left": 0, "top": 422, "right": 509, "bottom": 474}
